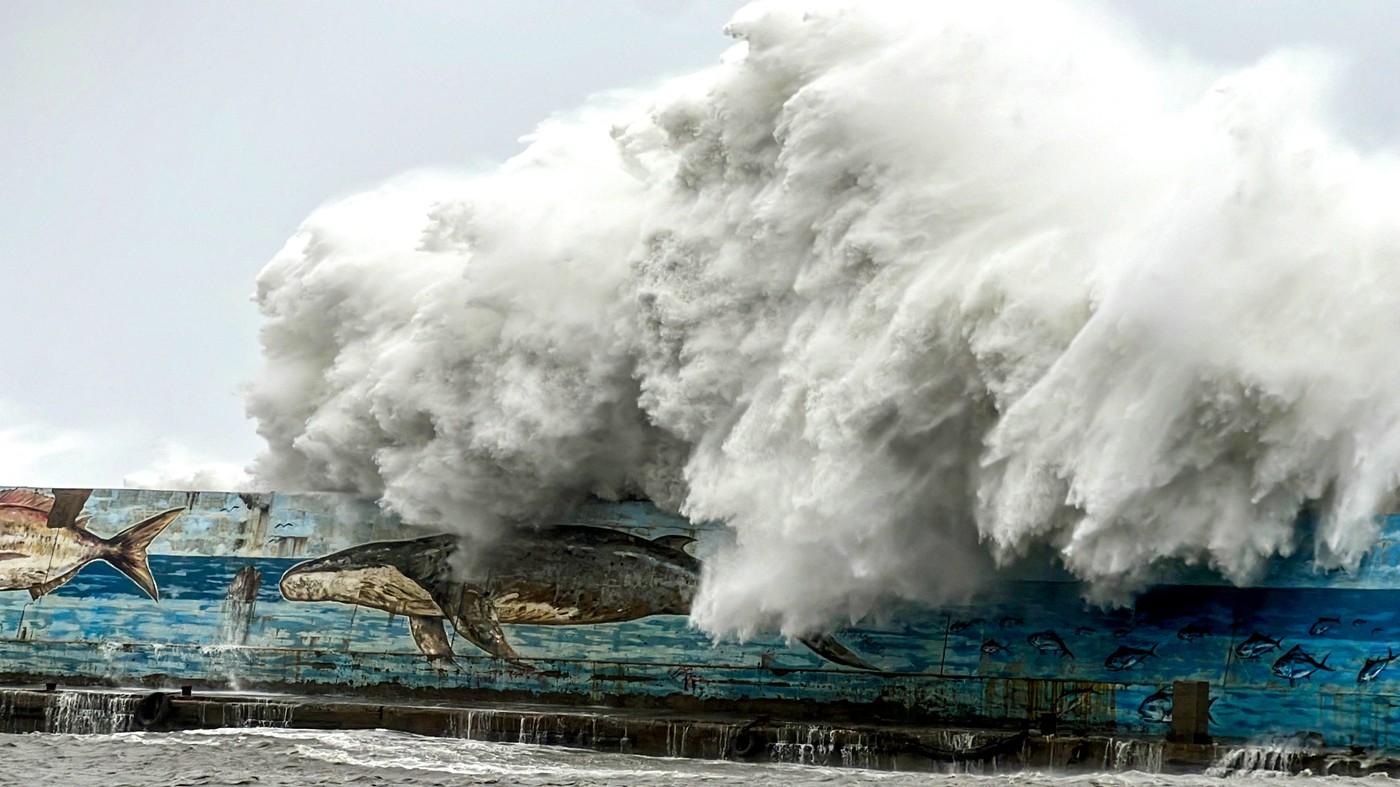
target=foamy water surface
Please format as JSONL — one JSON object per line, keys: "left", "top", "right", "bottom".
{"left": 1, "top": 728, "right": 1397, "bottom": 786}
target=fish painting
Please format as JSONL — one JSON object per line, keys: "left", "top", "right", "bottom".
{"left": 999, "top": 616, "right": 1024, "bottom": 628}
{"left": 1054, "top": 687, "right": 1096, "bottom": 717}
{"left": 1027, "top": 630, "right": 1073, "bottom": 658}
{"left": 1271, "top": 645, "right": 1332, "bottom": 687}
{"left": 1074, "top": 626, "right": 1096, "bottom": 636}
{"left": 1138, "top": 686, "right": 1173, "bottom": 723}
{"left": 0, "top": 489, "right": 183, "bottom": 601}
{"left": 1177, "top": 622, "right": 1211, "bottom": 641}
{"left": 280, "top": 527, "right": 880, "bottom": 671}
{"left": 1138, "top": 686, "right": 1216, "bottom": 724}
{"left": 981, "top": 638, "right": 1010, "bottom": 656}
{"left": 1234, "top": 632, "right": 1283, "bottom": 660}
{"left": 1358, "top": 649, "right": 1399, "bottom": 685}
{"left": 1308, "top": 616, "right": 1341, "bottom": 636}
{"left": 1105, "top": 644, "right": 1157, "bottom": 671}
{"left": 949, "top": 617, "right": 985, "bottom": 635}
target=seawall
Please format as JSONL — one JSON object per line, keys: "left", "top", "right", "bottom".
{"left": 2, "top": 485, "right": 1400, "bottom": 769}
{"left": 0, "top": 686, "right": 1393, "bottom": 777}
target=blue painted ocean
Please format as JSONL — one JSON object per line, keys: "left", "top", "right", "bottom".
{"left": 7, "top": 552, "right": 1400, "bottom": 747}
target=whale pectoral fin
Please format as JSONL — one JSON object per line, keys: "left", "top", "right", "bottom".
{"left": 652, "top": 535, "right": 696, "bottom": 553}
{"left": 408, "top": 615, "right": 455, "bottom": 661}
{"left": 446, "top": 588, "right": 527, "bottom": 668}
{"left": 799, "top": 633, "right": 881, "bottom": 672}
{"left": 409, "top": 616, "right": 459, "bottom": 674}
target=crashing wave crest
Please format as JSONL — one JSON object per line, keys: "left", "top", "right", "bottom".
{"left": 249, "top": 0, "right": 1400, "bottom": 638}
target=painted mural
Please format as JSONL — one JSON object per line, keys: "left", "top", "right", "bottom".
{"left": 278, "top": 528, "right": 877, "bottom": 671}
{"left": 6, "top": 485, "right": 1400, "bottom": 751}
{"left": 0, "top": 489, "right": 183, "bottom": 601}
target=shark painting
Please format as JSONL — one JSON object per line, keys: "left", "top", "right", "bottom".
{"left": 279, "top": 526, "right": 879, "bottom": 671}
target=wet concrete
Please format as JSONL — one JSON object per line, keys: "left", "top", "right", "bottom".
{"left": 3, "top": 685, "right": 1397, "bottom": 776}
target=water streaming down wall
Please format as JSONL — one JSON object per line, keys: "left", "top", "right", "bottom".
{"left": 439, "top": 710, "right": 893, "bottom": 766}
{"left": 0, "top": 689, "right": 301, "bottom": 736}
{"left": 1102, "top": 738, "right": 1165, "bottom": 773}
{"left": 0, "top": 690, "right": 15, "bottom": 729}
{"left": 1206, "top": 733, "right": 1329, "bottom": 775}
{"left": 768, "top": 724, "right": 880, "bottom": 769}
{"left": 663, "top": 721, "right": 691, "bottom": 758}
{"left": 445, "top": 708, "right": 498, "bottom": 741}
{"left": 516, "top": 714, "right": 551, "bottom": 745}
{"left": 216, "top": 699, "right": 295, "bottom": 728}
{"left": 43, "top": 692, "right": 143, "bottom": 734}
{"left": 0, "top": 682, "right": 1378, "bottom": 777}
{"left": 1209, "top": 746, "right": 1304, "bottom": 775}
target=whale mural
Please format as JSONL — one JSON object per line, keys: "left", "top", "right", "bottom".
{"left": 278, "top": 527, "right": 880, "bottom": 670}
{"left": 6, "top": 485, "right": 1400, "bottom": 751}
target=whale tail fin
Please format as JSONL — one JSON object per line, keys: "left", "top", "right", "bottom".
{"left": 799, "top": 633, "right": 880, "bottom": 671}
{"left": 103, "top": 507, "right": 184, "bottom": 601}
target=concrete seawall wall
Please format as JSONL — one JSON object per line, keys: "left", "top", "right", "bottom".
{"left": 2, "top": 486, "right": 1400, "bottom": 753}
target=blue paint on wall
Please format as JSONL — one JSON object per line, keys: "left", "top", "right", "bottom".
{"left": 6, "top": 486, "right": 1400, "bottom": 749}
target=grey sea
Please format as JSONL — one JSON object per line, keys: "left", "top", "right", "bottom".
{"left": 0, "top": 729, "right": 1394, "bottom": 787}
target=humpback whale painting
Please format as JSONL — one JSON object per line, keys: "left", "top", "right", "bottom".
{"left": 278, "top": 526, "right": 880, "bottom": 671}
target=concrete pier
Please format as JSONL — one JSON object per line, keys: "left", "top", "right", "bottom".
{"left": 1, "top": 685, "right": 1390, "bottom": 777}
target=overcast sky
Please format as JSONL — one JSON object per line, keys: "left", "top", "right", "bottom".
{"left": 2, "top": 1, "right": 1397, "bottom": 488}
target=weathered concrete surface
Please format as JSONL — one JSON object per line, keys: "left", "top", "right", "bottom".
{"left": 0, "top": 685, "right": 1390, "bottom": 777}
{"left": 10, "top": 487, "right": 1400, "bottom": 754}
{"left": 0, "top": 652, "right": 1141, "bottom": 732}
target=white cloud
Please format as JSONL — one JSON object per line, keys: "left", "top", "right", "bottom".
{"left": 0, "top": 421, "right": 91, "bottom": 484}
{"left": 122, "top": 441, "right": 256, "bottom": 492}
{"left": 0, "top": 400, "right": 255, "bottom": 492}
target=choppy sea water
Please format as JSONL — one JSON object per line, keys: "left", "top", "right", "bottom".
{"left": 0, "top": 729, "right": 1396, "bottom": 787}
